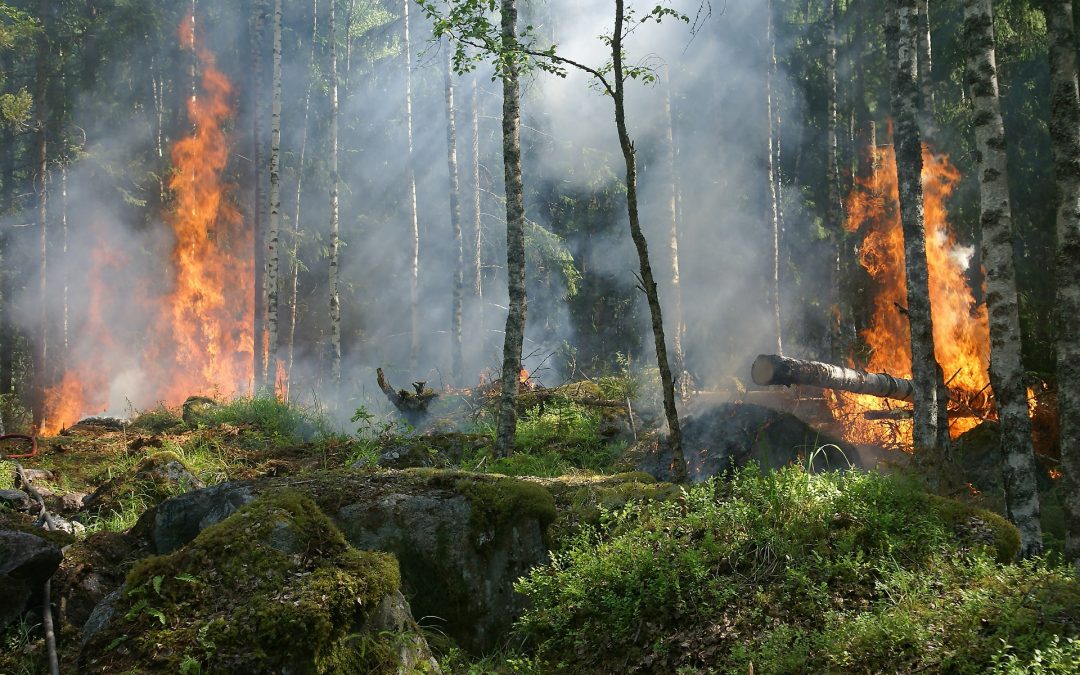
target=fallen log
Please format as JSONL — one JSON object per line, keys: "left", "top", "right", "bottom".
{"left": 751, "top": 354, "right": 915, "bottom": 402}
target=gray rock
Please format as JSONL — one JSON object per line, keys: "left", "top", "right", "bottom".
{"left": 59, "top": 492, "right": 90, "bottom": 512}
{"left": 627, "top": 403, "right": 860, "bottom": 482}
{"left": 0, "top": 529, "right": 64, "bottom": 629}
{"left": 0, "top": 489, "right": 32, "bottom": 512}
{"left": 336, "top": 486, "right": 549, "bottom": 653}
{"left": 17, "top": 468, "right": 55, "bottom": 485}
{"left": 138, "top": 481, "right": 255, "bottom": 553}
{"left": 81, "top": 590, "right": 120, "bottom": 646}
{"left": 365, "top": 590, "right": 442, "bottom": 673}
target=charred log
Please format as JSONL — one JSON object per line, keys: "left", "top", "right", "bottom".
{"left": 752, "top": 354, "right": 915, "bottom": 402}
{"left": 376, "top": 367, "right": 437, "bottom": 424}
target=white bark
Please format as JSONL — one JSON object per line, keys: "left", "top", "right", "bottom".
{"left": 267, "top": 0, "right": 283, "bottom": 391}
{"left": 1044, "top": 0, "right": 1080, "bottom": 568}
{"left": 964, "top": 0, "right": 1043, "bottom": 556}
{"left": 404, "top": 0, "right": 420, "bottom": 369}
{"left": 328, "top": 0, "right": 341, "bottom": 384}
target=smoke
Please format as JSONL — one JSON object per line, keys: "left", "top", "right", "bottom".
{"left": 4, "top": 0, "right": 829, "bottom": 429}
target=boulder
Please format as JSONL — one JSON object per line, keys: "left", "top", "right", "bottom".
{"left": 55, "top": 531, "right": 142, "bottom": 629}
{"left": 330, "top": 470, "right": 554, "bottom": 654}
{"left": 141, "top": 469, "right": 555, "bottom": 654}
{"left": 80, "top": 491, "right": 427, "bottom": 674}
{"left": 0, "top": 528, "right": 63, "bottom": 629}
{"left": 135, "top": 481, "right": 256, "bottom": 554}
{"left": 622, "top": 403, "right": 859, "bottom": 482}
{"left": 0, "top": 489, "right": 32, "bottom": 512}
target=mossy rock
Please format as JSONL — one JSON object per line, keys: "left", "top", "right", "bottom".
{"left": 927, "top": 494, "right": 1021, "bottom": 563}
{"left": 83, "top": 451, "right": 204, "bottom": 519}
{"left": 79, "top": 490, "right": 410, "bottom": 674}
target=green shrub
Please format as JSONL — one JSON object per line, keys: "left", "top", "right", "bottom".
{"left": 198, "top": 395, "right": 329, "bottom": 445}
{"left": 514, "top": 465, "right": 1077, "bottom": 673}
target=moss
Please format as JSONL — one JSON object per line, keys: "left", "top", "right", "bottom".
{"left": 81, "top": 490, "right": 402, "bottom": 674}
{"left": 84, "top": 451, "right": 202, "bottom": 520}
{"left": 405, "top": 468, "right": 556, "bottom": 544}
{"left": 926, "top": 494, "right": 1021, "bottom": 563}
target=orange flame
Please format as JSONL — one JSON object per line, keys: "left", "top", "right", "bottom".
{"left": 830, "top": 141, "right": 991, "bottom": 447}
{"left": 40, "top": 14, "right": 252, "bottom": 433}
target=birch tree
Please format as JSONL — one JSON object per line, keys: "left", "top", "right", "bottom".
{"left": 328, "top": 0, "right": 342, "bottom": 385}
{"left": 889, "top": 0, "right": 950, "bottom": 462}
{"left": 424, "top": 0, "right": 689, "bottom": 477}
{"left": 444, "top": 46, "right": 465, "bottom": 385}
{"left": 766, "top": 0, "right": 783, "bottom": 356}
{"left": 404, "top": 0, "right": 420, "bottom": 369}
{"left": 1042, "top": 0, "right": 1080, "bottom": 569}
{"left": 963, "top": 0, "right": 1043, "bottom": 557}
{"left": 251, "top": 0, "right": 268, "bottom": 390}
{"left": 266, "top": 0, "right": 282, "bottom": 392}
{"left": 287, "top": 0, "right": 319, "bottom": 390}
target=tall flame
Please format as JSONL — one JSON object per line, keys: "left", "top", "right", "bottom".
{"left": 39, "top": 15, "right": 252, "bottom": 433}
{"left": 830, "top": 142, "right": 991, "bottom": 446}
{"left": 147, "top": 15, "right": 253, "bottom": 403}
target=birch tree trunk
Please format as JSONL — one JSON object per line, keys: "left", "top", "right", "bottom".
{"left": 471, "top": 75, "right": 484, "bottom": 325}
{"left": 287, "top": 0, "right": 319, "bottom": 391}
{"left": 917, "top": 0, "right": 936, "bottom": 131}
{"left": 613, "top": 0, "right": 685, "bottom": 481}
{"left": 1, "top": 119, "right": 13, "bottom": 397}
{"left": 1043, "top": 0, "right": 1080, "bottom": 569}
{"left": 890, "top": 0, "right": 950, "bottom": 462}
{"left": 444, "top": 47, "right": 465, "bottom": 385}
{"left": 766, "top": 0, "right": 783, "bottom": 357}
{"left": 494, "top": 0, "right": 527, "bottom": 458}
{"left": 661, "top": 66, "right": 688, "bottom": 400}
{"left": 251, "top": 0, "right": 268, "bottom": 391}
{"left": 963, "top": 0, "right": 1043, "bottom": 557}
{"left": 266, "top": 0, "right": 283, "bottom": 393}
{"left": 328, "top": 0, "right": 342, "bottom": 385}
{"left": 404, "top": 0, "right": 420, "bottom": 369}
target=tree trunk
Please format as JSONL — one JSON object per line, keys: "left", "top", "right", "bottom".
{"left": 766, "top": 0, "right": 783, "bottom": 357}
{"left": 752, "top": 353, "right": 916, "bottom": 401}
{"left": 328, "top": 0, "right": 342, "bottom": 384}
{"left": 266, "top": 0, "right": 283, "bottom": 394}
{"left": 251, "top": 0, "right": 267, "bottom": 391}
{"left": 494, "top": 0, "right": 527, "bottom": 458}
{"left": 404, "top": 0, "right": 420, "bottom": 369}
{"left": 32, "top": 0, "right": 49, "bottom": 430}
{"left": 917, "top": 0, "right": 936, "bottom": 132}
{"left": 1043, "top": 0, "right": 1080, "bottom": 569}
{"left": 471, "top": 75, "right": 483, "bottom": 326}
{"left": 963, "top": 0, "right": 1044, "bottom": 558}
{"left": 444, "top": 46, "right": 465, "bottom": 386}
{"left": 890, "top": 0, "right": 950, "bottom": 462}
{"left": 1, "top": 119, "right": 13, "bottom": 397}
{"left": 826, "top": 0, "right": 844, "bottom": 360}
{"left": 613, "top": 0, "right": 685, "bottom": 481}
{"left": 287, "top": 0, "right": 319, "bottom": 392}
{"left": 661, "top": 66, "right": 688, "bottom": 400}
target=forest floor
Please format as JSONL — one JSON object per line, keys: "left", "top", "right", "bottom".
{"left": 1, "top": 391, "right": 1078, "bottom": 673}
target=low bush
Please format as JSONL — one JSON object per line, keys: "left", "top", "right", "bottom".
{"left": 514, "top": 465, "right": 1079, "bottom": 673}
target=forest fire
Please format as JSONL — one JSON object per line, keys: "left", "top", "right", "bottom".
{"left": 829, "top": 143, "right": 992, "bottom": 448}
{"left": 39, "top": 15, "right": 252, "bottom": 433}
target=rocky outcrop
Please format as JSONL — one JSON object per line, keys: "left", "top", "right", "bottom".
{"left": 80, "top": 490, "right": 434, "bottom": 674}
{"left": 136, "top": 469, "right": 556, "bottom": 654}
{"left": 0, "top": 528, "right": 63, "bottom": 630}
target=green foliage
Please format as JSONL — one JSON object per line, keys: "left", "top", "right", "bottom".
{"left": 468, "top": 397, "right": 622, "bottom": 476}
{"left": 130, "top": 405, "right": 184, "bottom": 433}
{"left": 349, "top": 405, "right": 413, "bottom": 467}
{"left": 991, "top": 635, "right": 1080, "bottom": 674}
{"left": 513, "top": 466, "right": 1075, "bottom": 673}
{"left": 181, "top": 395, "right": 332, "bottom": 449}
